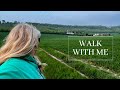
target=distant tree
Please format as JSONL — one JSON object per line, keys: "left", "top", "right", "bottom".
{"left": 2, "top": 20, "right": 6, "bottom": 24}
{"left": 86, "top": 33, "right": 88, "bottom": 36}
{"left": 14, "top": 21, "right": 18, "bottom": 24}
{"left": 6, "top": 22, "right": 10, "bottom": 24}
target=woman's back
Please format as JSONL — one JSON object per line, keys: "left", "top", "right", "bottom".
{"left": 0, "top": 55, "right": 45, "bottom": 79}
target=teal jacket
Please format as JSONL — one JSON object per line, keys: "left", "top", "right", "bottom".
{"left": 0, "top": 55, "right": 45, "bottom": 79}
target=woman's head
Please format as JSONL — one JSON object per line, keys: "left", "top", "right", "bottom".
{"left": 0, "top": 23, "right": 41, "bottom": 63}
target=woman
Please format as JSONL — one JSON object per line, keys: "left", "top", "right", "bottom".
{"left": 0, "top": 23, "right": 46, "bottom": 79}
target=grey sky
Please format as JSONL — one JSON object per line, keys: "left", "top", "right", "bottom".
{"left": 0, "top": 11, "right": 120, "bottom": 26}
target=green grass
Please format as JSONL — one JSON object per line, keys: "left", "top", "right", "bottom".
{"left": 40, "top": 34, "right": 120, "bottom": 75}
{"left": 37, "top": 49, "right": 86, "bottom": 79}
{"left": 41, "top": 47, "right": 118, "bottom": 79}
{"left": 0, "top": 32, "right": 9, "bottom": 46}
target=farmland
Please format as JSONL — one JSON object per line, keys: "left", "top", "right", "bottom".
{"left": 39, "top": 33, "right": 120, "bottom": 79}
{"left": 0, "top": 23, "right": 120, "bottom": 79}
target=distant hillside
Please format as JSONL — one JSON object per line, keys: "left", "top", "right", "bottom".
{"left": 0, "top": 21, "right": 120, "bottom": 35}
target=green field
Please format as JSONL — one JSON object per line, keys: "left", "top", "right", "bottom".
{"left": 1, "top": 32, "right": 120, "bottom": 79}
{"left": 40, "top": 34, "right": 120, "bottom": 79}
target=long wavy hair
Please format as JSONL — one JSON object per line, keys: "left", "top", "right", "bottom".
{"left": 0, "top": 23, "right": 41, "bottom": 64}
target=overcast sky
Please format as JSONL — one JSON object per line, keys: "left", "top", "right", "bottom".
{"left": 0, "top": 11, "right": 120, "bottom": 26}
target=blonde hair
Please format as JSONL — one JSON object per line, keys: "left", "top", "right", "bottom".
{"left": 0, "top": 23, "right": 41, "bottom": 64}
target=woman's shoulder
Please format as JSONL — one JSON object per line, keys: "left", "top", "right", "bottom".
{"left": 1, "top": 58, "right": 29, "bottom": 68}
{"left": 0, "top": 58, "right": 30, "bottom": 72}
{"left": 0, "top": 57, "right": 36, "bottom": 72}
{"left": 0, "top": 57, "right": 44, "bottom": 79}
{"left": 0, "top": 58, "right": 27, "bottom": 79}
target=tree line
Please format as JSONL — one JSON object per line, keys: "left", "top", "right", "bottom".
{"left": 0, "top": 20, "right": 120, "bottom": 35}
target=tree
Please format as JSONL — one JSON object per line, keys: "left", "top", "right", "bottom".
{"left": 2, "top": 20, "right": 6, "bottom": 24}
{"left": 14, "top": 21, "right": 18, "bottom": 24}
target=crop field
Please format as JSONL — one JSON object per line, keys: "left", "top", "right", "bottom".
{"left": 0, "top": 32, "right": 120, "bottom": 79}
{"left": 40, "top": 34, "right": 120, "bottom": 79}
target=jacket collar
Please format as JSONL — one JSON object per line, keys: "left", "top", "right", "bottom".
{"left": 17, "top": 55, "right": 38, "bottom": 65}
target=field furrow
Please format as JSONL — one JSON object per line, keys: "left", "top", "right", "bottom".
{"left": 40, "top": 48, "right": 119, "bottom": 79}
{"left": 40, "top": 48, "right": 89, "bottom": 78}
{"left": 55, "top": 49, "right": 120, "bottom": 78}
